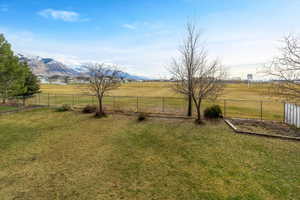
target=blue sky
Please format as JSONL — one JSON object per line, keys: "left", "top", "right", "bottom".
{"left": 1, "top": 0, "right": 300, "bottom": 78}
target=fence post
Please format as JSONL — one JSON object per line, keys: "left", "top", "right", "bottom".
{"left": 296, "top": 104, "right": 299, "bottom": 127}
{"left": 113, "top": 96, "right": 116, "bottom": 110}
{"left": 38, "top": 93, "right": 40, "bottom": 105}
{"left": 282, "top": 102, "right": 285, "bottom": 123}
{"left": 260, "top": 101, "right": 263, "bottom": 121}
{"left": 72, "top": 95, "right": 74, "bottom": 106}
{"left": 17, "top": 98, "right": 21, "bottom": 112}
{"left": 48, "top": 93, "right": 50, "bottom": 107}
{"left": 224, "top": 100, "right": 226, "bottom": 118}
{"left": 162, "top": 97, "right": 165, "bottom": 113}
{"left": 136, "top": 96, "right": 139, "bottom": 112}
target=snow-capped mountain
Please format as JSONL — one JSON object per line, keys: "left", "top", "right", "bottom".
{"left": 18, "top": 54, "right": 79, "bottom": 76}
{"left": 17, "top": 54, "right": 149, "bottom": 80}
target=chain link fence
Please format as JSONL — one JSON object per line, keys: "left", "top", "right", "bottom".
{"left": 1, "top": 93, "right": 285, "bottom": 121}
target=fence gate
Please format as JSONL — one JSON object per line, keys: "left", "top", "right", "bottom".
{"left": 284, "top": 103, "right": 300, "bottom": 128}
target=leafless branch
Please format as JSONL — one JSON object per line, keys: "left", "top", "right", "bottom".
{"left": 264, "top": 34, "right": 300, "bottom": 100}
{"left": 169, "top": 23, "right": 226, "bottom": 122}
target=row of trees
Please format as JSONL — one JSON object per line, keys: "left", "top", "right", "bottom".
{"left": 87, "top": 23, "right": 226, "bottom": 123}
{"left": 0, "top": 34, "right": 40, "bottom": 105}
{"left": 88, "top": 23, "right": 300, "bottom": 123}
{"left": 2, "top": 23, "right": 299, "bottom": 122}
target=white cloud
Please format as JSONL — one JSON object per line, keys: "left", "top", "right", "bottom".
{"left": 38, "top": 9, "right": 84, "bottom": 22}
{"left": 122, "top": 24, "right": 136, "bottom": 30}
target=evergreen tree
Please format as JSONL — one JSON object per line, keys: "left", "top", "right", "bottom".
{"left": 0, "top": 34, "right": 25, "bottom": 103}
{"left": 0, "top": 34, "right": 40, "bottom": 104}
{"left": 17, "top": 63, "right": 40, "bottom": 105}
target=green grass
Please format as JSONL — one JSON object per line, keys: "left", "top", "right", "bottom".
{"left": 33, "top": 82, "right": 285, "bottom": 121}
{"left": 0, "top": 105, "right": 18, "bottom": 112}
{"left": 0, "top": 109, "right": 299, "bottom": 199}
{"left": 25, "top": 93, "right": 284, "bottom": 121}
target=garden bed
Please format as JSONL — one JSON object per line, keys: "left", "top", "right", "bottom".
{"left": 225, "top": 118, "right": 300, "bottom": 140}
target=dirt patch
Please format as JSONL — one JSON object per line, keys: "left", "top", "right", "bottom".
{"left": 0, "top": 104, "right": 46, "bottom": 114}
{"left": 229, "top": 118, "right": 300, "bottom": 138}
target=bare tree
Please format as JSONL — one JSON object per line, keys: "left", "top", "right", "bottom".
{"left": 170, "top": 23, "right": 226, "bottom": 123}
{"left": 86, "top": 63, "right": 121, "bottom": 116}
{"left": 265, "top": 35, "right": 300, "bottom": 100}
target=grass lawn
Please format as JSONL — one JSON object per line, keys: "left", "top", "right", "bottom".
{"left": 0, "top": 105, "right": 18, "bottom": 112}
{"left": 0, "top": 109, "right": 299, "bottom": 200}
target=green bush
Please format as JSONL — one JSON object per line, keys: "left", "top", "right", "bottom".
{"left": 137, "top": 112, "right": 147, "bottom": 122}
{"left": 82, "top": 105, "right": 97, "bottom": 114}
{"left": 204, "top": 105, "right": 222, "bottom": 119}
{"left": 56, "top": 104, "right": 72, "bottom": 112}
{"left": 95, "top": 111, "right": 107, "bottom": 118}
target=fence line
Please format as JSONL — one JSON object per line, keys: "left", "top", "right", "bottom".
{"left": 1, "top": 93, "right": 285, "bottom": 121}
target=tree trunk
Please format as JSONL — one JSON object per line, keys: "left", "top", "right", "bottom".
{"left": 194, "top": 98, "right": 202, "bottom": 124}
{"left": 2, "top": 89, "right": 8, "bottom": 104}
{"left": 187, "top": 94, "right": 192, "bottom": 116}
{"left": 97, "top": 95, "right": 103, "bottom": 114}
{"left": 22, "top": 97, "right": 26, "bottom": 107}
{"left": 196, "top": 105, "right": 201, "bottom": 123}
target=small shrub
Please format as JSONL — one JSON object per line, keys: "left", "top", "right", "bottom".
{"left": 137, "top": 112, "right": 147, "bottom": 122}
{"left": 82, "top": 105, "right": 97, "bottom": 113}
{"left": 56, "top": 104, "right": 72, "bottom": 112}
{"left": 204, "top": 105, "right": 222, "bottom": 119}
{"left": 95, "top": 111, "right": 107, "bottom": 118}
{"left": 194, "top": 119, "right": 205, "bottom": 125}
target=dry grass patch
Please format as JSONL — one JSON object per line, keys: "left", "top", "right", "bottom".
{"left": 0, "top": 109, "right": 299, "bottom": 200}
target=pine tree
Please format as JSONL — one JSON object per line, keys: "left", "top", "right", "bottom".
{"left": 17, "top": 63, "right": 40, "bottom": 105}
{"left": 0, "top": 34, "right": 39, "bottom": 104}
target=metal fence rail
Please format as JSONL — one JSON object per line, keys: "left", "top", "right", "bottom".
{"left": 1, "top": 93, "right": 285, "bottom": 121}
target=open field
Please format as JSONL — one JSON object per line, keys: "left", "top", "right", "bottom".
{"left": 40, "top": 82, "right": 274, "bottom": 100}
{"left": 36, "top": 82, "right": 284, "bottom": 121}
{"left": 0, "top": 109, "right": 299, "bottom": 200}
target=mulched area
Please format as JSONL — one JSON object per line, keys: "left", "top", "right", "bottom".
{"left": 230, "top": 118, "right": 300, "bottom": 138}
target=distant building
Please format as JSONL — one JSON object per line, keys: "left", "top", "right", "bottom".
{"left": 247, "top": 74, "right": 253, "bottom": 81}
{"left": 231, "top": 77, "right": 242, "bottom": 81}
{"left": 36, "top": 74, "right": 49, "bottom": 84}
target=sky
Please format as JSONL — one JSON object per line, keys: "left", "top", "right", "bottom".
{"left": 1, "top": 0, "right": 300, "bottom": 79}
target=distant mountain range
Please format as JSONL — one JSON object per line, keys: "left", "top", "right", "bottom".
{"left": 17, "top": 54, "right": 149, "bottom": 80}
